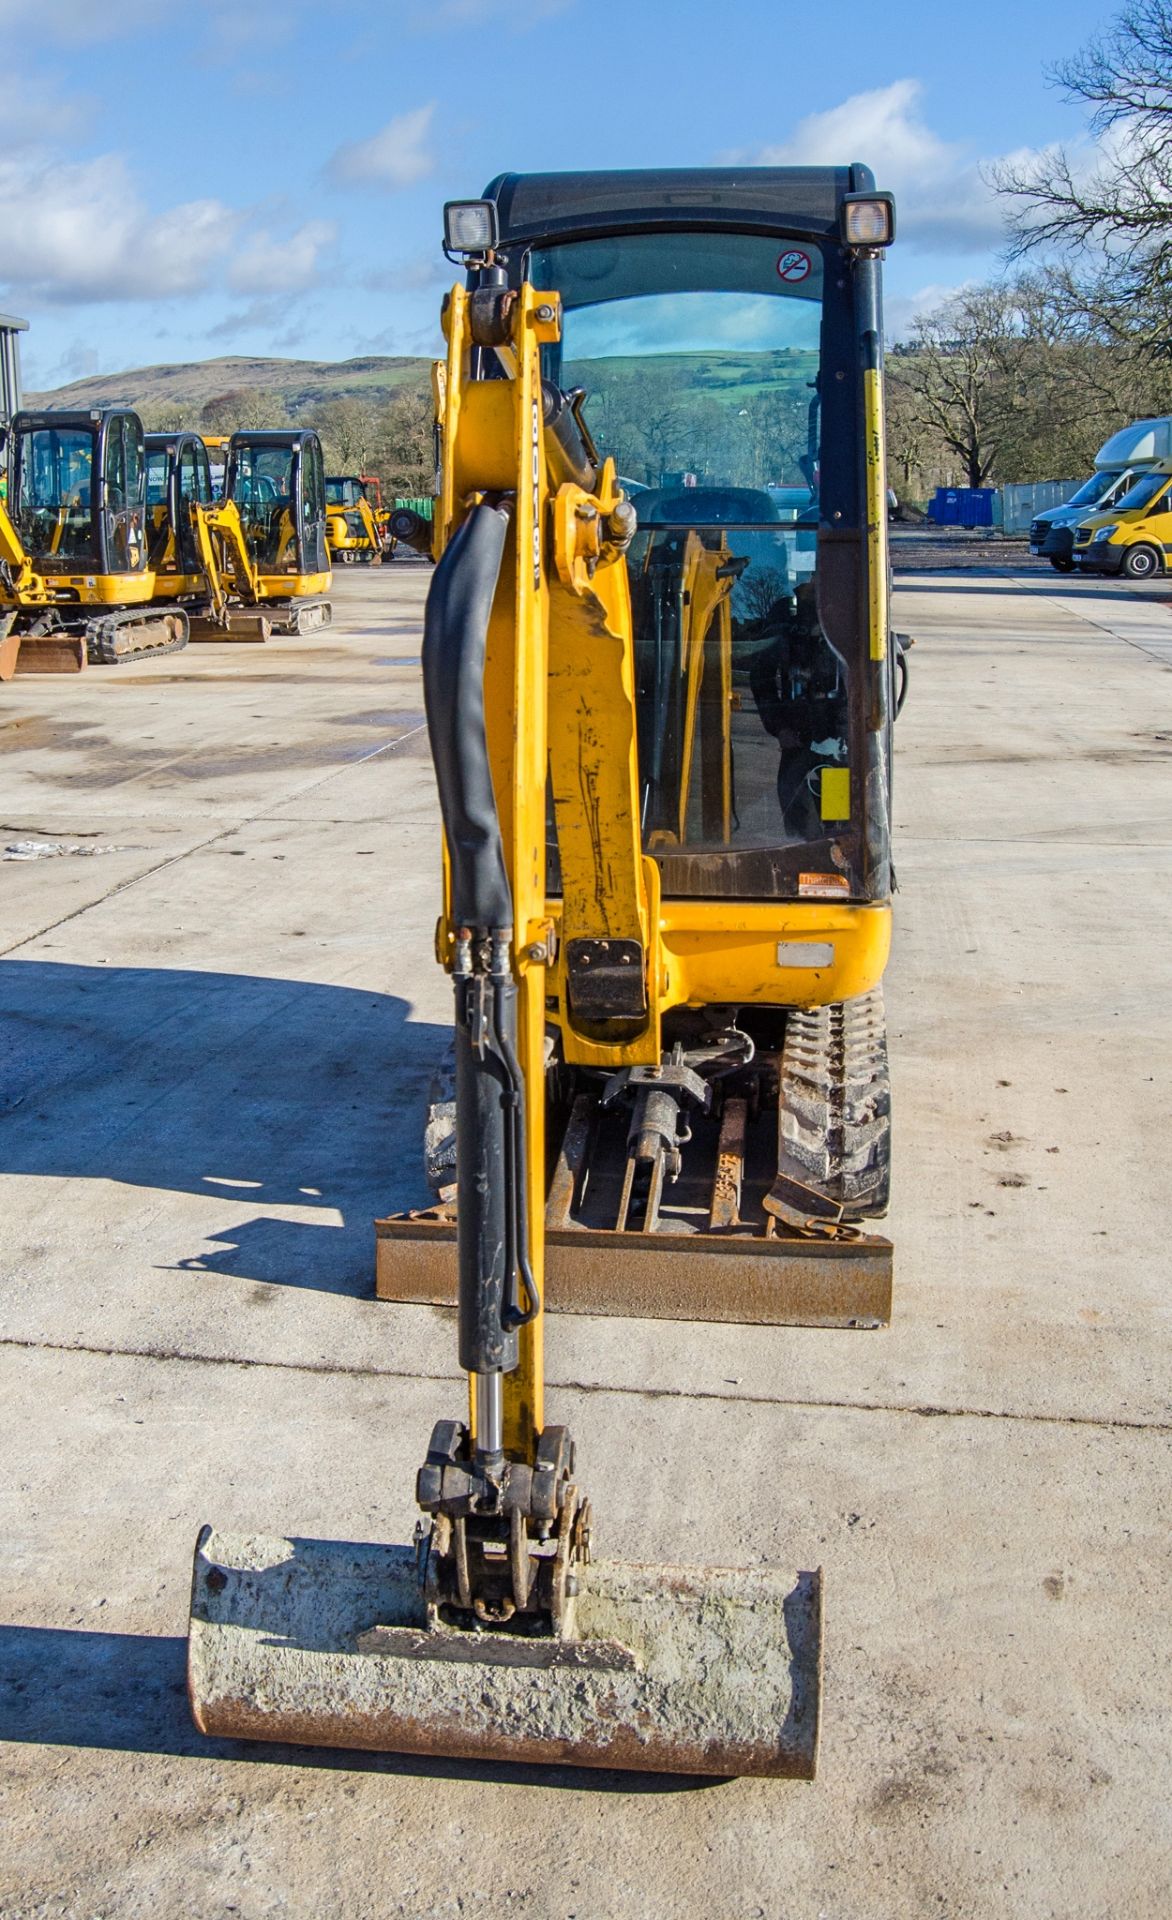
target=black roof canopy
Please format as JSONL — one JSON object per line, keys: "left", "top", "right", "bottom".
{"left": 482, "top": 165, "right": 877, "bottom": 249}
{"left": 13, "top": 408, "right": 128, "bottom": 430}
{"left": 230, "top": 428, "right": 321, "bottom": 449}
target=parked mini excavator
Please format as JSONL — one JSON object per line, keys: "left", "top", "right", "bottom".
{"left": 0, "top": 407, "right": 188, "bottom": 676}
{"left": 359, "top": 472, "right": 396, "bottom": 553}
{"left": 189, "top": 165, "right": 900, "bottom": 1778}
{"left": 146, "top": 426, "right": 333, "bottom": 639}
{"left": 325, "top": 474, "right": 384, "bottom": 565}
{"left": 196, "top": 428, "right": 333, "bottom": 635}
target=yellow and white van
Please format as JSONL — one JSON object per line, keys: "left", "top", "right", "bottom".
{"left": 1072, "top": 466, "right": 1172, "bottom": 579}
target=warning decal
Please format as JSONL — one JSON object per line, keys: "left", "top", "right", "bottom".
{"left": 777, "top": 248, "right": 812, "bottom": 282}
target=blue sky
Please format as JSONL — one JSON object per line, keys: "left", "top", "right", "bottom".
{"left": 3, "top": 0, "right": 1116, "bottom": 389}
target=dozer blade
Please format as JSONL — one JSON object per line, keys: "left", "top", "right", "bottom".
{"left": 188, "top": 1527, "right": 822, "bottom": 1778}
{"left": 9, "top": 632, "right": 87, "bottom": 673}
{"left": 0, "top": 618, "right": 20, "bottom": 680}
{"left": 188, "top": 612, "right": 273, "bottom": 642}
{"left": 376, "top": 1212, "right": 890, "bottom": 1329}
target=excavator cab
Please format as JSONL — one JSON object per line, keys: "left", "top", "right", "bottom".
{"left": 523, "top": 190, "right": 893, "bottom": 916}
{"left": 10, "top": 409, "right": 148, "bottom": 579}
{"left": 324, "top": 474, "right": 383, "bottom": 564}
{"left": 0, "top": 409, "right": 189, "bottom": 673}
{"left": 144, "top": 431, "right": 215, "bottom": 577}
{"left": 168, "top": 428, "right": 332, "bottom": 642}
{"left": 226, "top": 428, "right": 329, "bottom": 581}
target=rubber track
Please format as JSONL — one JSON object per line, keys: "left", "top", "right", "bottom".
{"left": 86, "top": 611, "right": 189, "bottom": 666}
{"left": 777, "top": 987, "right": 891, "bottom": 1217}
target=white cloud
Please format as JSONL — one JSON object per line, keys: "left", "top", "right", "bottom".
{"left": 883, "top": 281, "right": 974, "bottom": 343}
{"left": 752, "top": 79, "right": 1008, "bottom": 256}
{"left": 207, "top": 296, "right": 316, "bottom": 351}
{"left": 326, "top": 105, "right": 436, "bottom": 191}
{"left": 0, "top": 151, "right": 334, "bottom": 307}
{"left": 0, "top": 154, "right": 241, "bottom": 302}
{"left": 229, "top": 221, "right": 335, "bottom": 295}
{"left": 43, "top": 339, "right": 102, "bottom": 385}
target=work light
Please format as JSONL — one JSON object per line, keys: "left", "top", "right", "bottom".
{"left": 840, "top": 193, "right": 896, "bottom": 249}
{"left": 443, "top": 200, "right": 499, "bottom": 256}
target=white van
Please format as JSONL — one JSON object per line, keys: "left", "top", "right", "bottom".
{"left": 1031, "top": 417, "right": 1172, "bottom": 569}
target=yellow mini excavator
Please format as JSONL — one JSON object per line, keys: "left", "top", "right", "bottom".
{"left": 140, "top": 426, "right": 331, "bottom": 641}
{"left": 189, "top": 165, "right": 900, "bottom": 1777}
{"left": 186, "top": 428, "right": 333, "bottom": 638}
{"left": 0, "top": 407, "right": 188, "bottom": 677}
{"left": 325, "top": 474, "right": 384, "bottom": 565}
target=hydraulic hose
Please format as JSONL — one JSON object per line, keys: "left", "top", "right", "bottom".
{"left": 421, "top": 500, "right": 513, "bottom": 929}
{"left": 421, "top": 498, "right": 538, "bottom": 1424}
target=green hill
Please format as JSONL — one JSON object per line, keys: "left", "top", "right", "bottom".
{"left": 27, "top": 353, "right": 433, "bottom": 417}
{"left": 565, "top": 347, "right": 818, "bottom": 401}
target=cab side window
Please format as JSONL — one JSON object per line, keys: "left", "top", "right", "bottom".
{"left": 179, "top": 443, "right": 199, "bottom": 503}
{"left": 124, "top": 417, "right": 143, "bottom": 504}
{"left": 303, "top": 440, "right": 324, "bottom": 522}
{"left": 104, "top": 419, "right": 128, "bottom": 510}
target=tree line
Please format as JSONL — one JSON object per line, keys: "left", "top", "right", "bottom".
{"left": 139, "top": 384, "right": 434, "bottom": 497}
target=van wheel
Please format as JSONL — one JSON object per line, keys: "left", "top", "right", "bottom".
{"left": 1122, "top": 544, "right": 1161, "bottom": 580}
{"left": 1049, "top": 556, "right": 1074, "bottom": 572}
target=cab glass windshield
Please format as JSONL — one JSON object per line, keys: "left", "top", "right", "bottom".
{"left": 230, "top": 443, "right": 298, "bottom": 569}
{"left": 531, "top": 230, "right": 847, "bottom": 899}
{"left": 1067, "top": 470, "right": 1123, "bottom": 510}
{"left": 13, "top": 426, "right": 97, "bottom": 565}
{"left": 1114, "top": 469, "right": 1171, "bottom": 515}
{"left": 146, "top": 449, "right": 170, "bottom": 508}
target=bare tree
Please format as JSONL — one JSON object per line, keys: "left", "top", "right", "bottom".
{"left": 314, "top": 396, "right": 384, "bottom": 473}
{"left": 370, "top": 386, "right": 434, "bottom": 496}
{"left": 992, "top": 2, "right": 1172, "bottom": 335}
{"left": 888, "top": 285, "right": 1031, "bottom": 487}
{"left": 884, "top": 271, "right": 1166, "bottom": 495}
{"left": 200, "top": 389, "right": 290, "bottom": 433}
{"left": 137, "top": 402, "right": 190, "bottom": 432}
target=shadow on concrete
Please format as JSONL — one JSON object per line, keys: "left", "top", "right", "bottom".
{"left": 1, "top": 962, "right": 447, "bottom": 1297}
{"left": 894, "top": 577, "right": 1164, "bottom": 604}
{"left": 0, "top": 1623, "right": 719, "bottom": 1793}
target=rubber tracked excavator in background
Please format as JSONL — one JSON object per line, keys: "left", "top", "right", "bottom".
{"left": 184, "top": 428, "right": 333, "bottom": 639}
{"left": 189, "top": 166, "right": 900, "bottom": 1777}
{"left": 0, "top": 419, "right": 333, "bottom": 675}
{"left": 325, "top": 474, "right": 384, "bottom": 565}
{"left": 0, "top": 408, "right": 188, "bottom": 677}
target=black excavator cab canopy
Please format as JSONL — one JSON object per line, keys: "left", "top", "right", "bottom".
{"left": 467, "top": 166, "right": 896, "bottom": 906}
{"left": 225, "top": 428, "right": 328, "bottom": 575}
{"left": 482, "top": 163, "right": 881, "bottom": 248}
{"left": 143, "top": 431, "right": 214, "bottom": 571}
{"left": 9, "top": 407, "right": 148, "bottom": 576}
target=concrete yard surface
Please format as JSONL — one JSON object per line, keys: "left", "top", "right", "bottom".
{"left": 1, "top": 560, "right": 1170, "bottom": 1918}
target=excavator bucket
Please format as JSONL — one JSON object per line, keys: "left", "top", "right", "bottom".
{"left": 188, "top": 1527, "right": 822, "bottom": 1777}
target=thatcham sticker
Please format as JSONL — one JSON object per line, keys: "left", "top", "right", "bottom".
{"left": 777, "top": 249, "right": 811, "bottom": 282}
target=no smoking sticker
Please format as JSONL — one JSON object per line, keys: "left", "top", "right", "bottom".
{"left": 777, "top": 248, "right": 811, "bottom": 282}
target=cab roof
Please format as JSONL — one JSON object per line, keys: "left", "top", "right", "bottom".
{"left": 12, "top": 407, "right": 134, "bottom": 430}
{"left": 482, "top": 165, "right": 877, "bottom": 247}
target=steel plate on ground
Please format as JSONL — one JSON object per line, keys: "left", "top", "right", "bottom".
{"left": 188, "top": 1527, "right": 822, "bottom": 1778}
{"left": 375, "top": 1214, "right": 891, "bottom": 1328}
